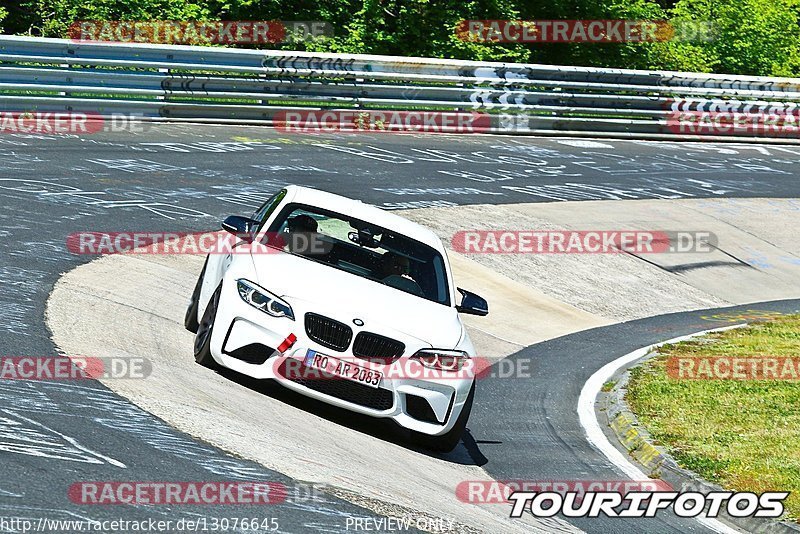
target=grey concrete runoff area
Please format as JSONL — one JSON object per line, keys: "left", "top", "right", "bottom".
{"left": 2, "top": 123, "right": 800, "bottom": 533}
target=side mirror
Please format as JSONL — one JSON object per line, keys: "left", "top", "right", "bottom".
{"left": 221, "top": 215, "right": 258, "bottom": 243}
{"left": 456, "top": 288, "right": 488, "bottom": 316}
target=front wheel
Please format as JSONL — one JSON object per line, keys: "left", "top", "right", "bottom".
{"left": 411, "top": 382, "right": 475, "bottom": 453}
{"left": 194, "top": 284, "right": 221, "bottom": 369}
{"left": 184, "top": 257, "right": 208, "bottom": 333}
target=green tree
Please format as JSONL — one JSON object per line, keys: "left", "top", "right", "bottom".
{"left": 24, "top": 0, "right": 213, "bottom": 36}
{"left": 1, "top": 0, "right": 799, "bottom": 76}
{"left": 219, "top": 0, "right": 531, "bottom": 60}
{"left": 672, "top": 0, "right": 800, "bottom": 76}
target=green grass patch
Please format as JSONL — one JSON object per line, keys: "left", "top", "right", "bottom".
{"left": 626, "top": 314, "right": 800, "bottom": 520}
{"left": 602, "top": 379, "right": 617, "bottom": 392}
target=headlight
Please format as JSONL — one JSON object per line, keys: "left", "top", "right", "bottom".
{"left": 236, "top": 279, "right": 294, "bottom": 320}
{"left": 411, "top": 349, "right": 469, "bottom": 372}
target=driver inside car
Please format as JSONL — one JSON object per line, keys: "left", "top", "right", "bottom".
{"left": 283, "top": 214, "right": 323, "bottom": 255}
{"left": 379, "top": 252, "right": 425, "bottom": 296}
{"left": 380, "top": 252, "right": 412, "bottom": 279}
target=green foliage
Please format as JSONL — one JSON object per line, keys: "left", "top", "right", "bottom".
{"left": 626, "top": 315, "right": 800, "bottom": 519}
{"left": 674, "top": 0, "right": 800, "bottom": 76}
{"left": 21, "top": 0, "right": 213, "bottom": 36}
{"left": 2, "top": 0, "right": 800, "bottom": 76}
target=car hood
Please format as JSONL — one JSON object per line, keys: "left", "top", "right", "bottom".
{"left": 250, "top": 252, "right": 463, "bottom": 348}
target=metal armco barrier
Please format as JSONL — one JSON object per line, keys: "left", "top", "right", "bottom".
{"left": 3, "top": 34, "right": 800, "bottom": 142}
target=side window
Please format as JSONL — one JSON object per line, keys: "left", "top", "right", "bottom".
{"left": 252, "top": 189, "right": 287, "bottom": 232}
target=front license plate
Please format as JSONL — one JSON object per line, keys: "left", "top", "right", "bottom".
{"left": 304, "top": 350, "right": 383, "bottom": 389}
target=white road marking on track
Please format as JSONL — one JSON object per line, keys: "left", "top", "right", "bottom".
{"left": 577, "top": 325, "right": 746, "bottom": 534}
{"left": 1, "top": 409, "right": 127, "bottom": 468}
{"left": 556, "top": 139, "right": 615, "bottom": 148}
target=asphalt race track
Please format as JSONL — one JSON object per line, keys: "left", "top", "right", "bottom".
{"left": 3, "top": 124, "right": 800, "bottom": 532}
{"left": 472, "top": 299, "right": 800, "bottom": 533}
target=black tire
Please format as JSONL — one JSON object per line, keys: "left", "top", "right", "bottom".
{"left": 184, "top": 257, "right": 208, "bottom": 333}
{"left": 411, "top": 382, "right": 475, "bottom": 453}
{"left": 194, "top": 284, "right": 221, "bottom": 369}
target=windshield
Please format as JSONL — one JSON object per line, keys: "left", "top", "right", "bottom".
{"left": 265, "top": 203, "right": 450, "bottom": 306}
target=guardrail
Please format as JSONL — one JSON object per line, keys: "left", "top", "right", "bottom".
{"left": 2, "top": 34, "right": 800, "bottom": 141}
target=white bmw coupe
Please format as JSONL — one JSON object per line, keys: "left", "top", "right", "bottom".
{"left": 185, "top": 185, "right": 488, "bottom": 451}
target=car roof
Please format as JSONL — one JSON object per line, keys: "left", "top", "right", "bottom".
{"left": 283, "top": 185, "right": 445, "bottom": 251}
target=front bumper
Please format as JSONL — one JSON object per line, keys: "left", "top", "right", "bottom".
{"left": 208, "top": 282, "right": 473, "bottom": 436}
